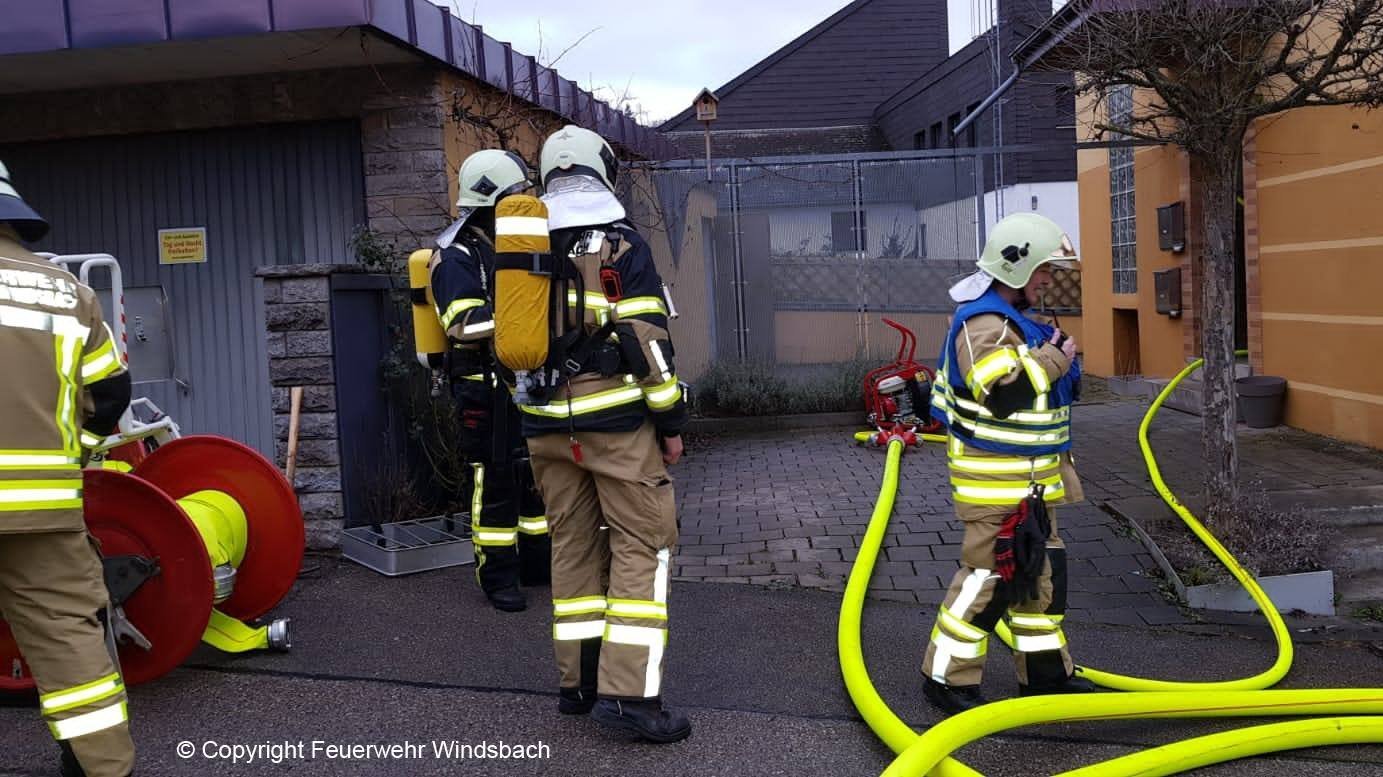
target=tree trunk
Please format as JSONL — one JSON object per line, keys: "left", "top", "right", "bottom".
{"left": 1194, "top": 150, "right": 1241, "bottom": 517}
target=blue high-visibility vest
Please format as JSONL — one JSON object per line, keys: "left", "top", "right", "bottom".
{"left": 930, "top": 287, "right": 1079, "bottom": 456}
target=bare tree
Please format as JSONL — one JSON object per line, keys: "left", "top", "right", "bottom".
{"left": 1049, "top": 0, "right": 1383, "bottom": 516}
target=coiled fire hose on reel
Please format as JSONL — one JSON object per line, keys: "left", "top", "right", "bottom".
{"left": 840, "top": 354, "right": 1383, "bottom": 776}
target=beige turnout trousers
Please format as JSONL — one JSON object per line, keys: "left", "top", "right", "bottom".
{"left": 528, "top": 422, "right": 677, "bottom": 701}
{"left": 922, "top": 501, "right": 1073, "bottom": 688}
{"left": 0, "top": 530, "right": 134, "bottom": 776}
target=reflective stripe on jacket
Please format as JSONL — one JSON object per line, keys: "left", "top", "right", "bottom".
{"left": 930, "top": 288, "right": 1082, "bottom": 508}
{"left": 519, "top": 226, "right": 687, "bottom": 438}
{"left": 0, "top": 235, "right": 129, "bottom": 532}
{"left": 931, "top": 288, "right": 1077, "bottom": 456}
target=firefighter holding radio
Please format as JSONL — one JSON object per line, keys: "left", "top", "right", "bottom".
{"left": 922, "top": 212, "right": 1096, "bottom": 714}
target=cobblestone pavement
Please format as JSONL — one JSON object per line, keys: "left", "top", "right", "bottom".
{"left": 672, "top": 397, "right": 1383, "bottom": 628}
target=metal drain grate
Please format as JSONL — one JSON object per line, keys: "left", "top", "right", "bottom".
{"left": 342, "top": 515, "right": 474, "bottom": 576}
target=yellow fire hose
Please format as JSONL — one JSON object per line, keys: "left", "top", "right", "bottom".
{"left": 180, "top": 489, "right": 274, "bottom": 653}
{"left": 840, "top": 356, "right": 1383, "bottom": 776}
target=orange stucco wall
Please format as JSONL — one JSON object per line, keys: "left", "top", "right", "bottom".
{"left": 1252, "top": 105, "right": 1383, "bottom": 446}
{"left": 1076, "top": 143, "right": 1186, "bottom": 380}
{"left": 1076, "top": 94, "right": 1383, "bottom": 447}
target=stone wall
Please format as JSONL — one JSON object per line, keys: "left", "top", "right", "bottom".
{"left": 360, "top": 73, "right": 452, "bottom": 259}
{"left": 259, "top": 265, "right": 350, "bottom": 549}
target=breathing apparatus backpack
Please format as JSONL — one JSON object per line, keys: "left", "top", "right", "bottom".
{"left": 490, "top": 195, "right": 554, "bottom": 405}
{"left": 490, "top": 194, "right": 624, "bottom": 407}
{"left": 408, "top": 248, "right": 448, "bottom": 371}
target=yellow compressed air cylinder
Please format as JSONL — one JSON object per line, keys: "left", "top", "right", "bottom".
{"left": 492, "top": 195, "right": 551, "bottom": 377}
{"left": 408, "top": 249, "right": 447, "bottom": 368}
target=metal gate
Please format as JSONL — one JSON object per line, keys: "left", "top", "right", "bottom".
{"left": 651, "top": 146, "right": 1082, "bottom": 378}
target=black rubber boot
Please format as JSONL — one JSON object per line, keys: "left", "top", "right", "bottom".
{"left": 1019, "top": 673, "right": 1099, "bottom": 696}
{"left": 558, "top": 687, "right": 597, "bottom": 715}
{"left": 923, "top": 678, "right": 989, "bottom": 715}
{"left": 58, "top": 742, "right": 129, "bottom": 777}
{"left": 485, "top": 584, "right": 527, "bottom": 613}
{"left": 590, "top": 699, "right": 692, "bottom": 744}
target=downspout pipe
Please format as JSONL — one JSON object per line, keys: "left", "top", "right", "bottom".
{"left": 952, "top": 67, "right": 1021, "bottom": 139}
{"left": 952, "top": 0, "right": 1089, "bottom": 139}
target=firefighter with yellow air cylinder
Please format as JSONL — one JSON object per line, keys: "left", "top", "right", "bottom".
{"left": 922, "top": 212, "right": 1098, "bottom": 715}
{"left": 412, "top": 149, "right": 551, "bottom": 613}
{"left": 485, "top": 126, "right": 691, "bottom": 743}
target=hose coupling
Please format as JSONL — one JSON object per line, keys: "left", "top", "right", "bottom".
{"left": 211, "top": 565, "right": 237, "bottom": 604}
{"left": 267, "top": 618, "right": 292, "bottom": 652}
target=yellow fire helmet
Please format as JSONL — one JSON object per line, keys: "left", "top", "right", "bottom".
{"left": 0, "top": 159, "right": 49, "bottom": 242}
{"left": 438, "top": 150, "right": 532, "bottom": 248}
{"left": 950, "top": 212, "right": 1078, "bottom": 302}
{"left": 540, "top": 125, "right": 618, "bottom": 192}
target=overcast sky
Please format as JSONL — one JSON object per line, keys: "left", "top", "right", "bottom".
{"left": 430, "top": 1, "right": 1012, "bottom": 125}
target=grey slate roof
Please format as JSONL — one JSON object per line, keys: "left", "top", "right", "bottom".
{"left": 662, "top": 125, "right": 889, "bottom": 159}
{"left": 660, "top": 0, "right": 949, "bottom": 132}
{"left": 872, "top": 0, "right": 1076, "bottom": 185}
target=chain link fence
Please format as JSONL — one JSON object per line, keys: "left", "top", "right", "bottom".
{"left": 646, "top": 147, "right": 1081, "bottom": 386}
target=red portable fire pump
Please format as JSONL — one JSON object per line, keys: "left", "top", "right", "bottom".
{"left": 861, "top": 318, "right": 943, "bottom": 446}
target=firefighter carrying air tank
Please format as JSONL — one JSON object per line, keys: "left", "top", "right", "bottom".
{"left": 490, "top": 126, "right": 691, "bottom": 743}
{"left": 415, "top": 150, "right": 553, "bottom": 613}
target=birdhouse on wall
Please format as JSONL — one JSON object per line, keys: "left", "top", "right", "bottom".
{"left": 694, "top": 88, "right": 719, "bottom": 123}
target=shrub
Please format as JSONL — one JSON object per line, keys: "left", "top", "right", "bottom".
{"left": 692, "top": 359, "right": 873, "bottom": 417}
{"left": 1203, "top": 481, "right": 1334, "bottom": 578}
{"left": 1154, "top": 479, "right": 1334, "bottom": 582}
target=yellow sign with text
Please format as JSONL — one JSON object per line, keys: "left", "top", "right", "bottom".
{"left": 158, "top": 228, "right": 208, "bottom": 265}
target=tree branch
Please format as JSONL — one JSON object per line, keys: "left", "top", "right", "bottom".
{"left": 1255, "top": 0, "right": 1383, "bottom": 116}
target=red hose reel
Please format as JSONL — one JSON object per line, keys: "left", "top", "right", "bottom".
{"left": 0, "top": 435, "right": 303, "bottom": 697}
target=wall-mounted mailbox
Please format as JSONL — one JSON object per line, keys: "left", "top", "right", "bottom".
{"left": 1157, "top": 201, "right": 1186, "bottom": 252}
{"left": 1154, "top": 267, "right": 1182, "bottom": 317}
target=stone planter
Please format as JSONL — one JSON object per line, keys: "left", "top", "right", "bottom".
{"left": 1106, "top": 375, "right": 1146, "bottom": 397}
{"left": 1185, "top": 570, "right": 1335, "bottom": 616}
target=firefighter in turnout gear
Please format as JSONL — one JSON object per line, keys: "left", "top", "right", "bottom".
{"left": 514, "top": 126, "right": 690, "bottom": 743}
{"left": 922, "top": 212, "right": 1098, "bottom": 714}
{"left": 431, "top": 150, "right": 551, "bottom": 613}
{"left": 0, "top": 161, "right": 136, "bottom": 776}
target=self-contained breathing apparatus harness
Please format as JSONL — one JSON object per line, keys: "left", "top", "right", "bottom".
{"left": 495, "top": 223, "right": 641, "bottom": 461}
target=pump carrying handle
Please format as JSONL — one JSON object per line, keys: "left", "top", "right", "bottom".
{"left": 880, "top": 318, "right": 916, "bottom": 364}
